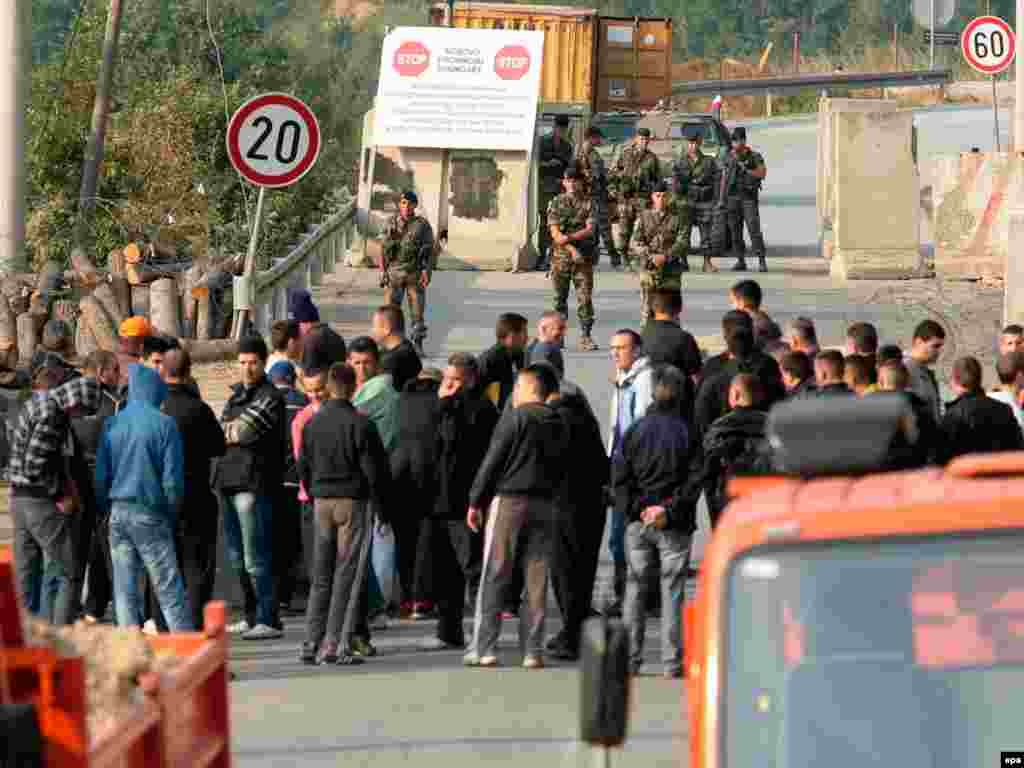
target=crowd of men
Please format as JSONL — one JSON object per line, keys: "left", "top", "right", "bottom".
{"left": 8, "top": 277, "right": 1024, "bottom": 677}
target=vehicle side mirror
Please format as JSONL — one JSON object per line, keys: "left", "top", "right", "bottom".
{"left": 579, "top": 617, "right": 631, "bottom": 748}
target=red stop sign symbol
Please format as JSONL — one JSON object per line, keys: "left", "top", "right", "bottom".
{"left": 495, "top": 45, "right": 531, "bottom": 80}
{"left": 393, "top": 41, "right": 431, "bottom": 77}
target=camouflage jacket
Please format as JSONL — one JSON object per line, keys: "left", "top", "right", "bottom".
{"left": 613, "top": 146, "right": 661, "bottom": 200}
{"left": 547, "top": 192, "right": 595, "bottom": 259}
{"left": 721, "top": 147, "right": 766, "bottom": 199}
{"left": 538, "top": 134, "right": 575, "bottom": 195}
{"left": 673, "top": 152, "right": 719, "bottom": 205}
{"left": 630, "top": 205, "right": 690, "bottom": 275}
{"left": 383, "top": 213, "right": 435, "bottom": 273}
{"left": 577, "top": 141, "right": 608, "bottom": 199}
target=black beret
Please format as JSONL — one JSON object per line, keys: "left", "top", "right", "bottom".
{"left": 400, "top": 189, "right": 419, "bottom": 205}
{"left": 554, "top": 115, "right": 570, "bottom": 127}
{"left": 732, "top": 126, "right": 747, "bottom": 141}
{"left": 653, "top": 180, "right": 670, "bottom": 194}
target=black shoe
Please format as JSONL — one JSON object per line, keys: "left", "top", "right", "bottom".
{"left": 680, "top": 260, "right": 690, "bottom": 272}
{"left": 732, "top": 259, "right": 748, "bottom": 271}
{"left": 758, "top": 256, "right": 768, "bottom": 272}
{"left": 545, "top": 631, "right": 567, "bottom": 651}
{"left": 548, "top": 644, "right": 580, "bottom": 661}
{"left": 299, "top": 643, "right": 317, "bottom": 665}
{"left": 335, "top": 653, "right": 365, "bottom": 666}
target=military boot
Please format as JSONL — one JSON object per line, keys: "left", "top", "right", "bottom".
{"left": 680, "top": 254, "right": 690, "bottom": 272}
{"left": 732, "top": 257, "right": 748, "bottom": 271}
{"left": 758, "top": 254, "right": 768, "bottom": 273}
{"left": 578, "top": 332, "right": 598, "bottom": 352}
{"left": 702, "top": 255, "right": 719, "bottom": 273}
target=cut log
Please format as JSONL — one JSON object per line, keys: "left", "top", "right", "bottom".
{"left": 75, "top": 320, "right": 100, "bottom": 359}
{"left": 52, "top": 300, "right": 78, "bottom": 335}
{"left": 92, "top": 283, "right": 125, "bottom": 328}
{"left": 195, "top": 289, "right": 212, "bottom": 340}
{"left": 79, "top": 296, "right": 118, "bottom": 352}
{"left": 0, "top": 293, "right": 16, "bottom": 346}
{"left": 28, "top": 292, "right": 49, "bottom": 333}
{"left": 181, "top": 263, "right": 206, "bottom": 338}
{"left": 124, "top": 242, "right": 142, "bottom": 264}
{"left": 150, "top": 278, "right": 181, "bottom": 337}
{"left": 126, "top": 263, "right": 177, "bottom": 286}
{"left": 131, "top": 284, "right": 150, "bottom": 318}
{"left": 17, "top": 313, "right": 38, "bottom": 364}
{"left": 109, "top": 248, "right": 126, "bottom": 276}
{"left": 110, "top": 275, "right": 131, "bottom": 319}
{"left": 70, "top": 247, "right": 102, "bottom": 289}
{"left": 179, "top": 338, "right": 238, "bottom": 365}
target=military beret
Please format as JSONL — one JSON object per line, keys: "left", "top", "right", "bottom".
{"left": 732, "top": 126, "right": 747, "bottom": 142}
{"left": 637, "top": 127, "right": 652, "bottom": 138}
{"left": 563, "top": 167, "right": 582, "bottom": 180}
{"left": 684, "top": 125, "right": 704, "bottom": 141}
{"left": 400, "top": 189, "right": 419, "bottom": 205}
{"left": 652, "top": 180, "right": 670, "bottom": 194}
{"left": 554, "top": 115, "right": 570, "bottom": 127}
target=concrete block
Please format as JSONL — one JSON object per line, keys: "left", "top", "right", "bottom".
{"left": 830, "top": 247, "right": 920, "bottom": 280}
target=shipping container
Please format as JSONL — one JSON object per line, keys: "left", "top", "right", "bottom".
{"left": 428, "top": 3, "right": 671, "bottom": 115}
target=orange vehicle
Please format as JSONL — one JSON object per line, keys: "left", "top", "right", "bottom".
{"left": 683, "top": 396, "right": 1024, "bottom": 768}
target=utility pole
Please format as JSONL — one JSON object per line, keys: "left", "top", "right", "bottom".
{"left": 930, "top": 0, "right": 936, "bottom": 70}
{"left": 0, "top": 0, "right": 27, "bottom": 273}
{"left": 1016, "top": 0, "right": 1024, "bottom": 150}
{"left": 75, "top": 0, "right": 125, "bottom": 251}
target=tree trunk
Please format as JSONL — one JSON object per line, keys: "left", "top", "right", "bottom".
{"left": 16, "top": 312, "right": 37, "bottom": 363}
{"left": 70, "top": 247, "right": 102, "bottom": 289}
{"left": 150, "top": 278, "right": 181, "bottom": 337}
{"left": 110, "top": 274, "right": 131, "bottom": 319}
{"left": 194, "top": 288, "right": 212, "bottom": 340}
{"left": 179, "top": 338, "right": 238, "bottom": 365}
{"left": 0, "top": 294, "right": 17, "bottom": 369}
{"left": 74, "top": 0, "right": 125, "bottom": 251}
{"left": 79, "top": 295, "right": 117, "bottom": 352}
{"left": 108, "top": 248, "right": 126, "bottom": 276}
{"left": 126, "top": 262, "right": 176, "bottom": 286}
{"left": 75, "top": 320, "right": 100, "bottom": 359}
{"left": 92, "top": 282, "right": 124, "bottom": 328}
{"left": 131, "top": 284, "right": 150, "bottom": 318}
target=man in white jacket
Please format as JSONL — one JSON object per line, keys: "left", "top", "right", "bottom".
{"left": 605, "top": 329, "right": 654, "bottom": 616}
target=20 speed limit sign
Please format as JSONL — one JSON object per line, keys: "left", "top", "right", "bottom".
{"left": 227, "top": 93, "right": 321, "bottom": 188}
{"left": 961, "top": 16, "right": 1016, "bottom": 75}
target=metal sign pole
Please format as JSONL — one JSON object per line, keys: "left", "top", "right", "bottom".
{"left": 994, "top": 75, "right": 1002, "bottom": 152}
{"left": 233, "top": 185, "right": 268, "bottom": 340}
{"left": 930, "top": 0, "right": 936, "bottom": 69}
{"left": 1017, "top": 0, "right": 1024, "bottom": 149}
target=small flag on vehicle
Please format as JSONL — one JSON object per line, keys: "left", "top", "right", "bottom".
{"left": 711, "top": 94, "right": 722, "bottom": 109}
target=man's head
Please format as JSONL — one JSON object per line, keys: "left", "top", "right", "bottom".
{"left": 118, "top": 316, "right": 152, "bottom": 359}
{"left": 730, "top": 279, "right": 762, "bottom": 312}
{"left": 347, "top": 336, "right": 380, "bottom": 388}
{"left": 781, "top": 350, "right": 813, "bottom": 392}
{"left": 270, "top": 320, "right": 300, "bottom": 358}
{"left": 732, "top": 126, "right": 748, "bottom": 149}
{"left": 844, "top": 354, "right": 874, "bottom": 396}
{"left": 84, "top": 350, "right": 120, "bottom": 389}
{"left": 41, "top": 320, "right": 74, "bottom": 358}
{"left": 372, "top": 305, "right": 405, "bottom": 343}
{"left": 910, "top": 319, "right": 946, "bottom": 365}
{"left": 1000, "top": 324, "right": 1024, "bottom": 356}
{"left": 846, "top": 322, "right": 879, "bottom": 357}
{"left": 326, "top": 363, "right": 357, "bottom": 401}
{"left": 537, "top": 311, "right": 566, "bottom": 346}
{"left": 636, "top": 127, "right": 651, "bottom": 152}
{"left": 787, "top": 317, "right": 818, "bottom": 354}
{"left": 728, "top": 372, "right": 763, "bottom": 410}
{"left": 725, "top": 325, "right": 756, "bottom": 361}
{"left": 651, "top": 288, "right": 682, "bottom": 320}
{"left": 587, "top": 126, "right": 604, "bottom": 146}
{"left": 562, "top": 167, "right": 581, "bottom": 197}
{"left": 878, "top": 361, "right": 910, "bottom": 392}
{"left": 513, "top": 363, "right": 560, "bottom": 407}
{"left": 685, "top": 126, "right": 703, "bottom": 156}
{"left": 289, "top": 289, "right": 320, "bottom": 335}
{"left": 652, "top": 364, "right": 686, "bottom": 412}
{"left": 997, "top": 350, "right": 1024, "bottom": 390}
{"left": 610, "top": 329, "right": 643, "bottom": 373}
{"left": 268, "top": 360, "right": 298, "bottom": 389}
{"left": 877, "top": 344, "right": 903, "bottom": 366}
{"left": 814, "top": 349, "right": 845, "bottom": 386}
{"left": 951, "top": 355, "right": 984, "bottom": 396}
{"left": 237, "top": 334, "right": 268, "bottom": 387}
{"left": 303, "top": 369, "right": 327, "bottom": 404}
{"left": 440, "top": 352, "right": 479, "bottom": 398}
{"left": 162, "top": 348, "right": 191, "bottom": 385}
{"left": 764, "top": 339, "right": 790, "bottom": 365}
{"left": 398, "top": 189, "right": 418, "bottom": 220}
{"left": 496, "top": 313, "right": 529, "bottom": 352}
{"left": 142, "top": 335, "right": 169, "bottom": 373}
{"left": 651, "top": 180, "right": 669, "bottom": 212}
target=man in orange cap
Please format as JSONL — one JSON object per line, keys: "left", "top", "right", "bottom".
{"left": 117, "top": 317, "right": 152, "bottom": 390}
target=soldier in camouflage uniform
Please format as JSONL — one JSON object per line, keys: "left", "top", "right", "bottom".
{"left": 536, "top": 115, "right": 575, "bottom": 271}
{"left": 672, "top": 127, "right": 720, "bottom": 273}
{"left": 612, "top": 128, "right": 662, "bottom": 272}
{"left": 629, "top": 180, "right": 690, "bottom": 327}
{"left": 576, "top": 126, "right": 618, "bottom": 268}
{"left": 547, "top": 168, "right": 599, "bottom": 352}
{"left": 381, "top": 189, "right": 436, "bottom": 352}
{"left": 719, "top": 126, "right": 767, "bottom": 272}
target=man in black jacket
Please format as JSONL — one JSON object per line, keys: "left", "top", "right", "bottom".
{"left": 298, "top": 363, "right": 392, "bottom": 666}
{"left": 613, "top": 366, "right": 693, "bottom": 678}
{"left": 372, "top": 305, "right": 423, "bottom": 393}
{"left": 420, "top": 354, "right": 499, "bottom": 651}
{"left": 213, "top": 335, "right": 286, "bottom": 640}
{"left": 814, "top": 350, "right": 853, "bottom": 397}
{"left": 877, "top": 360, "right": 941, "bottom": 467}
{"left": 939, "top": 356, "right": 1024, "bottom": 464}
{"left": 465, "top": 365, "right": 568, "bottom": 669}
{"left": 781, "top": 351, "right": 816, "bottom": 398}
{"left": 642, "top": 289, "right": 703, "bottom": 424}
{"left": 162, "top": 348, "right": 227, "bottom": 630}
{"left": 476, "top": 313, "right": 528, "bottom": 412}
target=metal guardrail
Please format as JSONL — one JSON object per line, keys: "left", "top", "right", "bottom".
{"left": 250, "top": 191, "right": 357, "bottom": 338}
{"left": 672, "top": 69, "right": 953, "bottom": 98}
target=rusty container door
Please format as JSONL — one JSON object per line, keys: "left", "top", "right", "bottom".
{"left": 594, "top": 17, "right": 672, "bottom": 114}
{"left": 437, "top": 2, "right": 598, "bottom": 109}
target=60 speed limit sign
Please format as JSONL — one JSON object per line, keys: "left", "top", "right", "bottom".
{"left": 227, "top": 93, "right": 321, "bottom": 188}
{"left": 961, "top": 16, "right": 1016, "bottom": 75}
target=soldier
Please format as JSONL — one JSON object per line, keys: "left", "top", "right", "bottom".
{"left": 577, "top": 126, "right": 619, "bottom": 268}
{"left": 536, "top": 115, "right": 575, "bottom": 271}
{"left": 548, "top": 168, "right": 598, "bottom": 352}
{"left": 673, "top": 126, "right": 720, "bottom": 273}
{"left": 613, "top": 128, "right": 662, "bottom": 273}
{"left": 719, "top": 126, "right": 767, "bottom": 273}
{"left": 381, "top": 190, "right": 436, "bottom": 353}
{"left": 630, "top": 180, "right": 690, "bottom": 326}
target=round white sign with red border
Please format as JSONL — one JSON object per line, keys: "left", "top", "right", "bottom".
{"left": 227, "top": 93, "right": 321, "bottom": 188}
{"left": 961, "top": 15, "right": 1016, "bottom": 75}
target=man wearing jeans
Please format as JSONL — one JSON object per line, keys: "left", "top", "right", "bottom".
{"left": 612, "top": 366, "right": 693, "bottom": 678}
{"left": 8, "top": 375, "right": 101, "bottom": 624}
{"left": 95, "top": 364, "right": 191, "bottom": 630}
{"left": 298, "top": 364, "right": 392, "bottom": 666}
{"left": 213, "top": 335, "right": 286, "bottom": 640}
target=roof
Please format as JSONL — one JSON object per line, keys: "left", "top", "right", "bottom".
{"left": 432, "top": 2, "right": 600, "bottom": 17}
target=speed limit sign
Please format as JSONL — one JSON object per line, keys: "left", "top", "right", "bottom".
{"left": 961, "top": 16, "right": 1016, "bottom": 75}
{"left": 226, "top": 92, "right": 321, "bottom": 188}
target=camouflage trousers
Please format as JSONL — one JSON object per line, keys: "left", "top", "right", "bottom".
{"left": 614, "top": 198, "right": 649, "bottom": 267}
{"left": 687, "top": 203, "right": 717, "bottom": 260}
{"left": 726, "top": 196, "right": 765, "bottom": 260}
{"left": 639, "top": 270, "right": 682, "bottom": 328}
{"left": 387, "top": 269, "right": 427, "bottom": 341}
{"left": 591, "top": 194, "right": 615, "bottom": 265}
{"left": 537, "top": 189, "right": 559, "bottom": 265}
{"left": 551, "top": 254, "right": 595, "bottom": 334}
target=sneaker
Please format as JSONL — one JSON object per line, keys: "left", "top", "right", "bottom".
{"left": 317, "top": 641, "right": 339, "bottom": 665}
{"left": 663, "top": 666, "right": 683, "bottom": 679}
{"left": 732, "top": 259, "right": 748, "bottom": 271}
{"left": 299, "top": 643, "right": 318, "bottom": 665}
{"left": 523, "top": 655, "right": 545, "bottom": 669}
{"left": 577, "top": 335, "right": 598, "bottom": 352}
{"left": 335, "top": 653, "right": 365, "bottom": 666}
{"left": 545, "top": 631, "right": 567, "bottom": 651}
{"left": 227, "top": 619, "right": 251, "bottom": 635}
{"left": 499, "top": 610, "right": 517, "bottom": 621}
{"left": 242, "top": 624, "right": 284, "bottom": 641}
{"left": 420, "top": 637, "right": 466, "bottom": 651}
{"left": 142, "top": 619, "right": 159, "bottom": 636}
{"left": 349, "top": 637, "right": 377, "bottom": 657}
{"left": 463, "top": 652, "right": 499, "bottom": 667}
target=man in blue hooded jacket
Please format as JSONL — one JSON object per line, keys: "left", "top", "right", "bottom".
{"left": 95, "top": 364, "right": 191, "bottom": 631}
